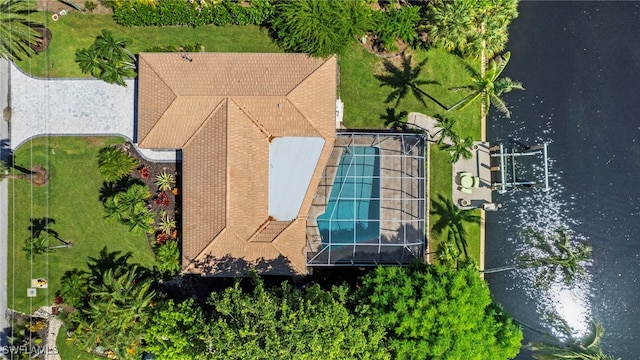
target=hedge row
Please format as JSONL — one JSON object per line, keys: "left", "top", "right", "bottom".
{"left": 112, "top": 0, "right": 274, "bottom": 27}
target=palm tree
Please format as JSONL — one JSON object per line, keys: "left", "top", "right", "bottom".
{"left": 0, "top": 0, "right": 41, "bottom": 61}
{"left": 430, "top": 194, "right": 481, "bottom": 259}
{"left": 23, "top": 233, "right": 73, "bottom": 259}
{"left": 375, "top": 54, "right": 445, "bottom": 109}
{"left": 425, "top": 0, "right": 475, "bottom": 55}
{"left": 484, "top": 228, "right": 592, "bottom": 288}
{"left": 60, "top": 268, "right": 90, "bottom": 308}
{"left": 75, "top": 29, "right": 136, "bottom": 86}
{"left": 380, "top": 108, "right": 408, "bottom": 130}
{"left": 75, "top": 47, "right": 101, "bottom": 77}
{"left": 529, "top": 321, "right": 618, "bottom": 360}
{"left": 449, "top": 52, "right": 524, "bottom": 119}
{"left": 97, "top": 146, "right": 139, "bottom": 182}
{"left": 440, "top": 134, "right": 474, "bottom": 164}
{"left": 432, "top": 114, "right": 456, "bottom": 145}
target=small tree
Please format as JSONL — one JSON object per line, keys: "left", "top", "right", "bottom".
{"left": 440, "top": 134, "right": 474, "bottom": 163}
{"left": 75, "top": 29, "right": 136, "bottom": 86}
{"left": 97, "top": 146, "right": 139, "bottom": 182}
{"left": 357, "top": 263, "right": 523, "bottom": 359}
{"left": 269, "top": 0, "right": 371, "bottom": 57}
{"left": 0, "top": 0, "right": 42, "bottom": 61}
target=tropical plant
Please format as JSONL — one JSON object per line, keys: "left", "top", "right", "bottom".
{"left": 104, "top": 183, "right": 154, "bottom": 234}
{"left": 154, "top": 171, "right": 175, "bottom": 191}
{"left": 449, "top": 52, "right": 524, "bottom": 118}
{"left": 75, "top": 29, "right": 136, "bottom": 86}
{"left": 60, "top": 268, "right": 90, "bottom": 308}
{"left": 97, "top": 146, "right": 139, "bottom": 182}
{"left": 157, "top": 209, "right": 176, "bottom": 235}
{"left": 435, "top": 240, "right": 461, "bottom": 269}
{"left": 433, "top": 114, "right": 457, "bottom": 145}
{"left": 23, "top": 232, "right": 73, "bottom": 259}
{"left": 375, "top": 54, "right": 445, "bottom": 109}
{"left": 371, "top": 5, "right": 421, "bottom": 52}
{"left": 425, "top": 0, "right": 519, "bottom": 59}
{"left": 71, "top": 266, "right": 156, "bottom": 359}
{"left": 430, "top": 194, "right": 481, "bottom": 259}
{"left": 155, "top": 239, "right": 181, "bottom": 275}
{"left": 440, "top": 134, "right": 474, "bottom": 164}
{"left": 0, "top": 0, "right": 41, "bottom": 61}
{"left": 357, "top": 263, "right": 523, "bottom": 359}
{"left": 484, "top": 228, "right": 593, "bottom": 288}
{"left": 269, "top": 0, "right": 371, "bottom": 57}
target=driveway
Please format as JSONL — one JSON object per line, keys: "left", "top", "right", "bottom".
{"left": 10, "top": 62, "right": 135, "bottom": 150}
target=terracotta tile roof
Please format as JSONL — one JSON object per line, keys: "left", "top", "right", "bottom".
{"left": 137, "top": 53, "right": 337, "bottom": 275}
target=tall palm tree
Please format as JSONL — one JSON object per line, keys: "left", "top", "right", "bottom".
{"left": 484, "top": 228, "right": 592, "bottom": 288}
{"left": 23, "top": 232, "right": 73, "bottom": 259}
{"left": 449, "top": 52, "right": 524, "bottom": 118}
{"left": 430, "top": 194, "right": 481, "bottom": 259}
{"left": 425, "top": 0, "right": 475, "bottom": 55}
{"left": 439, "top": 134, "right": 474, "bottom": 164}
{"left": 375, "top": 54, "right": 445, "bottom": 109}
{"left": 0, "top": 0, "right": 41, "bottom": 61}
{"left": 528, "top": 321, "right": 618, "bottom": 360}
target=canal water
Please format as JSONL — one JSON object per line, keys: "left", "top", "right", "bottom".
{"left": 485, "top": 2, "right": 640, "bottom": 359}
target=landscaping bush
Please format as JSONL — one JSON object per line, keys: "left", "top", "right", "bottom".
{"left": 97, "top": 145, "right": 139, "bottom": 182}
{"left": 371, "top": 5, "right": 421, "bottom": 52}
{"left": 155, "top": 239, "right": 181, "bottom": 276}
{"left": 104, "top": 183, "right": 155, "bottom": 234}
{"left": 269, "top": 0, "right": 372, "bottom": 57}
{"left": 113, "top": 0, "right": 274, "bottom": 27}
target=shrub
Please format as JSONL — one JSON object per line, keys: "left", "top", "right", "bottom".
{"left": 269, "top": 0, "right": 372, "bottom": 57}
{"left": 113, "top": 0, "right": 274, "bottom": 27}
{"left": 84, "top": 1, "right": 96, "bottom": 12}
{"left": 155, "top": 239, "right": 181, "bottom": 275}
{"left": 153, "top": 191, "right": 170, "bottom": 207}
{"left": 138, "top": 166, "right": 150, "bottom": 180}
{"left": 157, "top": 209, "right": 176, "bottom": 235}
{"left": 97, "top": 146, "right": 139, "bottom": 182}
{"left": 371, "top": 5, "right": 421, "bottom": 51}
{"left": 103, "top": 183, "right": 155, "bottom": 234}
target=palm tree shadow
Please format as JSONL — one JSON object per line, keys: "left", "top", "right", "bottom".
{"left": 99, "top": 175, "right": 144, "bottom": 203}
{"left": 375, "top": 53, "right": 448, "bottom": 110}
{"left": 28, "top": 217, "right": 72, "bottom": 246}
{"left": 429, "top": 194, "right": 481, "bottom": 259}
{"left": 380, "top": 107, "right": 408, "bottom": 130}
{"left": 86, "top": 246, "right": 139, "bottom": 280}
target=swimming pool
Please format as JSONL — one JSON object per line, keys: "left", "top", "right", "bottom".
{"left": 317, "top": 146, "right": 380, "bottom": 245}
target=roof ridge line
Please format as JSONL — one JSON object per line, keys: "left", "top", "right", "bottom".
{"left": 270, "top": 219, "right": 306, "bottom": 274}
{"left": 182, "top": 97, "right": 226, "bottom": 149}
{"left": 229, "top": 97, "right": 274, "bottom": 141}
{"left": 138, "top": 56, "right": 178, "bottom": 146}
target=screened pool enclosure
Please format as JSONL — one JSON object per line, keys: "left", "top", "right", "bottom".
{"left": 307, "top": 133, "right": 426, "bottom": 266}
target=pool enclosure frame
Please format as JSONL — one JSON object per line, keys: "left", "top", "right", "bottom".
{"left": 307, "top": 132, "right": 426, "bottom": 267}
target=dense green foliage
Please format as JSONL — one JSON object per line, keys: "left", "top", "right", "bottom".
{"left": 112, "top": 0, "right": 274, "bottom": 27}
{"left": 103, "top": 183, "right": 155, "bottom": 234}
{"left": 371, "top": 5, "right": 421, "bottom": 52}
{"left": 430, "top": 194, "right": 482, "bottom": 261}
{"left": 66, "top": 248, "right": 155, "bottom": 359}
{"left": 97, "top": 145, "right": 139, "bottom": 182}
{"left": 0, "top": 0, "right": 41, "bottom": 60}
{"left": 154, "top": 239, "right": 181, "bottom": 276}
{"left": 358, "top": 263, "right": 523, "bottom": 360}
{"left": 75, "top": 29, "right": 136, "bottom": 86}
{"left": 269, "top": 0, "right": 371, "bottom": 57}
{"left": 425, "top": 0, "right": 519, "bottom": 58}
{"left": 204, "top": 278, "right": 389, "bottom": 359}
{"left": 145, "top": 299, "right": 209, "bottom": 359}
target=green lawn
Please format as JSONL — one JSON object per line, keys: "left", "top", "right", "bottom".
{"left": 8, "top": 136, "right": 155, "bottom": 314}
{"left": 338, "top": 43, "right": 482, "bottom": 264}
{"left": 18, "top": 11, "right": 281, "bottom": 78}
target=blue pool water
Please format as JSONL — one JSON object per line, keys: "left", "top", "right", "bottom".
{"left": 317, "top": 146, "right": 380, "bottom": 245}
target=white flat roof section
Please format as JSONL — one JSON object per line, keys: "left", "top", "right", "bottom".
{"left": 269, "top": 137, "right": 325, "bottom": 220}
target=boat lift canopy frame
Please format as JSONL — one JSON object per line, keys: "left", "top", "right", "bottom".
{"left": 491, "top": 143, "right": 550, "bottom": 193}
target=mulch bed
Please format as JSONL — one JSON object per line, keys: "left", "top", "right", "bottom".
{"left": 121, "top": 142, "right": 181, "bottom": 249}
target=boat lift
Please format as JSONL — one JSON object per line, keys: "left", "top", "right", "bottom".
{"left": 491, "top": 143, "right": 551, "bottom": 194}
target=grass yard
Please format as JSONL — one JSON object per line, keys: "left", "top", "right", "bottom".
{"left": 8, "top": 136, "right": 155, "bottom": 314}
{"left": 18, "top": 11, "right": 280, "bottom": 78}
{"left": 338, "top": 43, "right": 482, "bottom": 264}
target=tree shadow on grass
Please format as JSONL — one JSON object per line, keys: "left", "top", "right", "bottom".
{"left": 98, "top": 175, "right": 144, "bottom": 203}
{"left": 375, "top": 53, "right": 448, "bottom": 110}
{"left": 430, "top": 194, "right": 481, "bottom": 259}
